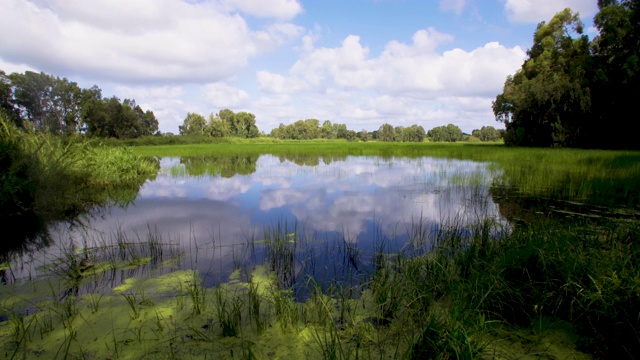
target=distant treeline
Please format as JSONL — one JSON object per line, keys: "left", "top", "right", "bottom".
{"left": 494, "top": 2, "right": 640, "bottom": 149}
{"left": 1, "top": 70, "right": 158, "bottom": 139}
{"left": 180, "top": 111, "right": 503, "bottom": 143}
{"left": 1, "top": 67, "right": 503, "bottom": 144}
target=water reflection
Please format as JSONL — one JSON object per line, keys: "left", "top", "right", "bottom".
{"left": 3, "top": 154, "right": 504, "bottom": 291}
{"left": 103, "top": 157, "right": 497, "bottom": 280}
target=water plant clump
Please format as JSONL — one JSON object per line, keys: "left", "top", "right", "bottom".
{"left": 0, "top": 114, "right": 158, "bottom": 256}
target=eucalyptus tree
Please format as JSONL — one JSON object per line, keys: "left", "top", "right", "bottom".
{"left": 588, "top": 0, "right": 640, "bottom": 148}
{"left": 9, "top": 71, "right": 83, "bottom": 134}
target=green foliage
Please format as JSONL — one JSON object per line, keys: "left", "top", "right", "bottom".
{"left": 376, "top": 123, "right": 395, "bottom": 141}
{"left": 427, "top": 124, "right": 464, "bottom": 142}
{"left": 179, "top": 112, "right": 207, "bottom": 136}
{"left": 2, "top": 69, "right": 158, "bottom": 139}
{"left": 9, "top": 71, "right": 83, "bottom": 135}
{"left": 181, "top": 109, "right": 259, "bottom": 139}
{"left": 494, "top": 4, "right": 640, "bottom": 149}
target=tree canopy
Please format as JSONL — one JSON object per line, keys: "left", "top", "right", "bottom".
{"left": 494, "top": 2, "right": 640, "bottom": 149}
{"left": 427, "top": 124, "right": 464, "bottom": 142}
{"left": 1, "top": 70, "right": 158, "bottom": 139}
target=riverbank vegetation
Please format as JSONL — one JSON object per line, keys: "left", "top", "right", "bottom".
{"left": 0, "top": 114, "right": 158, "bottom": 254}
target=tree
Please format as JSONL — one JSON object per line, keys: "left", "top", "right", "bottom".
{"left": 404, "top": 124, "right": 426, "bottom": 142}
{"left": 587, "top": 0, "right": 640, "bottom": 148}
{"left": 234, "top": 111, "right": 259, "bottom": 138}
{"left": 10, "top": 71, "right": 83, "bottom": 134}
{"left": 472, "top": 126, "right": 501, "bottom": 142}
{"left": 0, "top": 70, "right": 19, "bottom": 126}
{"left": 179, "top": 112, "right": 207, "bottom": 135}
{"left": 358, "top": 129, "right": 369, "bottom": 142}
{"left": 320, "top": 120, "right": 334, "bottom": 139}
{"left": 206, "top": 113, "right": 231, "bottom": 138}
{"left": 428, "top": 124, "right": 463, "bottom": 142}
{"left": 80, "top": 86, "right": 108, "bottom": 136}
{"left": 378, "top": 123, "right": 395, "bottom": 141}
{"left": 493, "top": 9, "right": 592, "bottom": 147}
{"left": 394, "top": 126, "right": 405, "bottom": 142}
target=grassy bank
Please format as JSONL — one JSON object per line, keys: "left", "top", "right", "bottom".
{"left": 0, "top": 115, "right": 158, "bottom": 254}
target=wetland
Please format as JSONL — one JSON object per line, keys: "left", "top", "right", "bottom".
{"left": 2, "top": 142, "right": 639, "bottom": 359}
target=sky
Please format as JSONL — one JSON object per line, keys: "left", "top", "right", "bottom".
{"left": 0, "top": 0, "right": 600, "bottom": 134}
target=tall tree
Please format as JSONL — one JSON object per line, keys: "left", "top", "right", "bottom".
{"left": 588, "top": 0, "right": 640, "bottom": 148}
{"left": 10, "top": 71, "right": 83, "bottom": 134}
{"left": 493, "top": 9, "right": 591, "bottom": 147}
{"left": 80, "top": 86, "right": 109, "bottom": 136}
{"left": 179, "top": 112, "right": 207, "bottom": 135}
{"left": 377, "top": 123, "right": 395, "bottom": 142}
{"left": 0, "top": 70, "right": 19, "bottom": 126}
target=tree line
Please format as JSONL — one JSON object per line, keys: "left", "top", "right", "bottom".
{"left": 494, "top": 1, "right": 640, "bottom": 149}
{"left": 180, "top": 114, "right": 503, "bottom": 143}
{"left": 0, "top": 70, "right": 158, "bottom": 138}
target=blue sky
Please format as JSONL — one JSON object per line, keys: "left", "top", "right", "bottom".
{"left": 0, "top": 0, "right": 599, "bottom": 134}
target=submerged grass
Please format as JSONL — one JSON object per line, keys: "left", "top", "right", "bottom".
{"left": 4, "top": 215, "right": 635, "bottom": 358}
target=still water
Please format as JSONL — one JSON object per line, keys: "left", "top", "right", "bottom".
{"left": 7, "top": 155, "right": 504, "bottom": 290}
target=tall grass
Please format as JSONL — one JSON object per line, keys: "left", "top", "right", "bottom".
{"left": 0, "top": 114, "right": 158, "bottom": 255}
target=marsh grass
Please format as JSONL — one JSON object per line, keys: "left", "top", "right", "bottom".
{"left": 1, "top": 114, "right": 158, "bottom": 256}
{"left": 1, "top": 210, "right": 638, "bottom": 358}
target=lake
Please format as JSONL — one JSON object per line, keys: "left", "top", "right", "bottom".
{"left": 4, "top": 154, "right": 506, "bottom": 291}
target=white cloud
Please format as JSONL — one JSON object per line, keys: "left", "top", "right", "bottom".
{"left": 0, "top": 58, "right": 36, "bottom": 75}
{"left": 253, "top": 23, "right": 305, "bottom": 52}
{"left": 251, "top": 29, "right": 525, "bottom": 132}
{"left": 0, "top": 0, "right": 301, "bottom": 84}
{"left": 504, "top": 0, "right": 599, "bottom": 24}
{"left": 202, "top": 83, "right": 251, "bottom": 109}
{"left": 439, "top": 0, "right": 468, "bottom": 15}
{"left": 220, "top": 0, "right": 303, "bottom": 20}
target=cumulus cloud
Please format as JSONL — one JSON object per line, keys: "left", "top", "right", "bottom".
{"left": 279, "top": 29, "right": 525, "bottom": 97}
{"left": 0, "top": 0, "right": 301, "bottom": 83}
{"left": 252, "top": 28, "right": 525, "bottom": 131}
{"left": 202, "top": 83, "right": 251, "bottom": 109}
{"left": 504, "top": 0, "right": 599, "bottom": 24}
